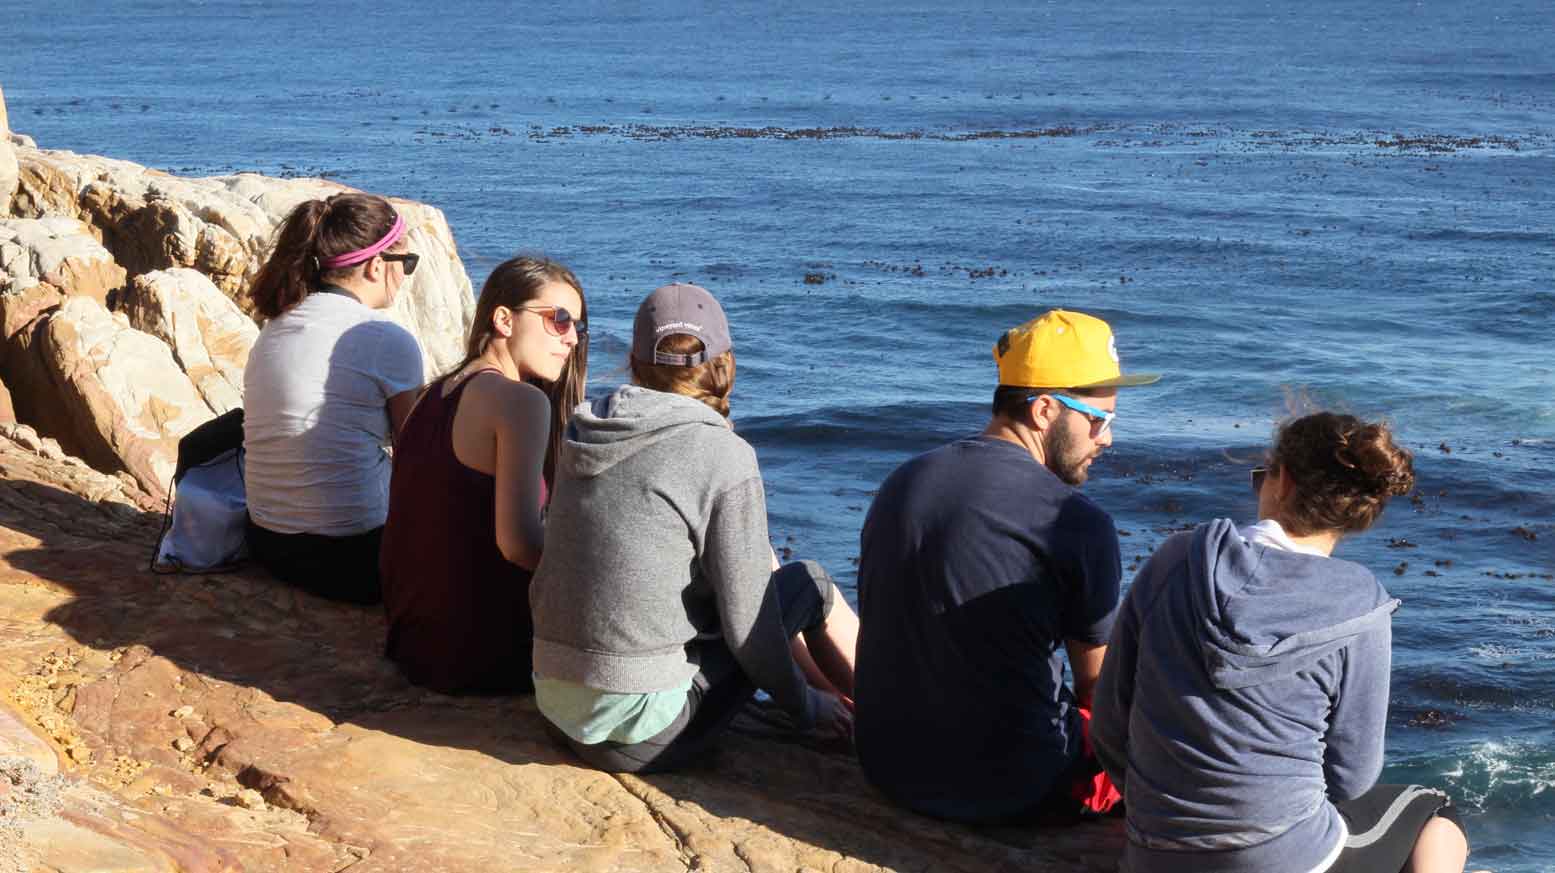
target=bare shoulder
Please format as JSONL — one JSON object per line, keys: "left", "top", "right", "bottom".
{"left": 463, "top": 373, "right": 551, "bottom": 427}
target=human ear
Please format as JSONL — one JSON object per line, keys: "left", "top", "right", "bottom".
{"left": 1272, "top": 466, "right": 1296, "bottom": 506}
{"left": 1025, "top": 394, "right": 1054, "bottom": 432}
{"left": 358, "top": 255, "right": 383, "bottom": 285}
{"left": 491, "top": 305, "right": 515, "bottom": 339}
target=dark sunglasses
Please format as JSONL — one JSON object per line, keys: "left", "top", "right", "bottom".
{"left": 380, "top": 252, "right": 420, "bottom": 275}
{"left": 1250, "top": 466, "right": 1268, "bottom": 495}
{"left": 517, "top": 304, "right": 588, "bottom": 338}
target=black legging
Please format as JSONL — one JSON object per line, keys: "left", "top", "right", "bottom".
{"left": 245, "top": 516, "right": 383, "bottom": 605}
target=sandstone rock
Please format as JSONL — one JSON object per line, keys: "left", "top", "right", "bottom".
{"left": 0, "top": 139, "right": 15, "bottom": 222}
{"left": 6, "top": 296, "right": 210, "bottom": 497}
{"left": 120, "top": 268, "right": 256, "bottom": 414}
{"left": 8, "top": 146, "right": 81, "bottom": 221}
{"left": 0, "top": 376, "right": 12, "bottom": 425}
{"left": 0, "top": 425, "right": 164, "bottom": 536}
{"left": 12, "top": 146, "right": 473, "bottom": 372}
{"left": 0, "top": 216, "right": 127, "bottom": 304}
{"left": 0, "top": 707, "right": 56, "bottom": 779}
{"left": 0, "top": 83, "right": 15, "bottom": 217}
{"left": 0, "top": 276, "right": 63, "bottom": 345}
{"left": 0, "top": 282, "right": 67, "bottom": 431}
{"left": 0, "top": 449, "right": 1124, "bottom": 873}
{"left": 0, "top": 706, "right": 242, "bottom": 873}
{"left": 0, "top": 437, "right": 1124, "bottom": 872}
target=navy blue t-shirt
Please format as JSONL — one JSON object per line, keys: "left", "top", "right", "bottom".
{"left": 854, "top": 435, "right": 1122, "bottom": 823}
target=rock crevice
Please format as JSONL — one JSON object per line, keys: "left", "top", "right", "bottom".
{"left": 1, "top": 131, "right": 474, "bottom": 499}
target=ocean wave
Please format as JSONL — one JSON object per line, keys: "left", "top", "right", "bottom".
{"left": 1396, "top": 670, "right": 1554, "bottom": 715}
{"left": 1411, "top": 229, "right": 1555, "bottom": 245}
{"left": 739, "top": 401, "right": 981, "bottom": 454}
{"left": 1469, "top": 643, "right": 1555, "bottom": 664}
{"left": 1482, "top": 291, "right": 1555, "bottom": 321}
{"left": 1391, "top": 738, "right": 1555, "bottom": 814}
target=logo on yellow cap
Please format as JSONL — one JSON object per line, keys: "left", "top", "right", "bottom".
{"left": 993, "top": 309, "right": 1159, "bottom": 389}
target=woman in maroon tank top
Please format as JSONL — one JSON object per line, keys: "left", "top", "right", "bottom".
{"left": 380, "top": 257, "right": 588, "bottom": 693}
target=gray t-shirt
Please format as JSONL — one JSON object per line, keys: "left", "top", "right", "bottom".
{"left": 243, "top": 290, "right": 424, "bottom": 536}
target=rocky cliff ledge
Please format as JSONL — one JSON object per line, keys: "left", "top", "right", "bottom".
{"left": 1, "top": 83, "right": 474, "bottom": 499}
{"left": 0, "top": 86, "right": 1123, "bottom": 871}
{"left": 0, "top": 425, "right": 1122, "bottom": 872}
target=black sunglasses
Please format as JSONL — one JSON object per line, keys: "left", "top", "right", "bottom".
{"left": 381, "top": 252, "right": 420, "bottom": 275}
{"left": 1250, "top": 466, "right": 1268, "bottom": 495}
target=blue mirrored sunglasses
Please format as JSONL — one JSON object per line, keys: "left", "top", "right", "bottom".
{"left": 1029, "top": 393, "right": 1116, "bottom": 436}
{"left": 1251, "top": 466, "right": 1268, "bottom": 495}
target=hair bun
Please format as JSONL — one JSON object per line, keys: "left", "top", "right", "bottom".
{"left": 1271, "top": 411, "right": 1415, "bottom": 535}
{"left": 1341, "top": 422, "right": 1416, "bottom": 498}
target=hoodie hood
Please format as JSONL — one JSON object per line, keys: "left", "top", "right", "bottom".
{"left": 561, "top": 385, "right": 731, "bottom": 479}
{"left": 1189, "top": 518, "right": 1398, "bottom": 690}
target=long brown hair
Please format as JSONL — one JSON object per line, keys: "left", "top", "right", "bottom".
{"left": 1269, "top": 411, "right": 1416, "bottom": 536}
{"left": 630, "top": 334, "right": 736, "bottom": 418}
{"left": 250, "top": 192, "right": 399, "bottom": 320}
{"left": 453, "top": 256, "right": 588, "bottom": 483}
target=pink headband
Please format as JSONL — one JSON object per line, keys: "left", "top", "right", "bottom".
{"left": 318, "top": 213, "right": 406, "bottom": 270}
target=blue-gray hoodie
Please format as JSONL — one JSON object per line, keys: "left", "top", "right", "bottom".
{"left": 1092, "top": 519, "right": 1398, "bottom": 873}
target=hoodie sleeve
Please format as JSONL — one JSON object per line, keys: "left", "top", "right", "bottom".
{"left": 1323, "top": 618, "right": 1391, "bottom": 800}
{"left": 1091, "top": 577, "right": 1139, "bottom": 791}
{"left": 699, "top": 475, "right": 818, "bottom": 729}
{"left": 1093, "top": 531, "right": 1194, "bottom": 792}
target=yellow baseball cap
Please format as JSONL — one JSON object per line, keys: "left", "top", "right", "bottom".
{"left": 994, "top": 309, "right": 1160, "bottom": 389}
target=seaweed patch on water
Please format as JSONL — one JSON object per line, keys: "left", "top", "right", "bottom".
{"left": 525, "top": 123, "right": 1102, "bottom": 143}
{"left": 400, "top": 119, "right": 1553, "bottom": 156}
{"left": 1406, "top": 708, "right": 1466, "bottom": 729}
{"left": 1372, "top": 132, "right": 1526, "bottom": 154}
{"left": 1482, "top": 570, "right": 1555, "bottom": 581}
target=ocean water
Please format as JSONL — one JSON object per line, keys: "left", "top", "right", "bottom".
{"left": 4, "top": 0, "right": 1553, "bottom": 867}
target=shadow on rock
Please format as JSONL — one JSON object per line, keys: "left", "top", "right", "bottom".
{"left": 3, "top": 477, "right": 1123, "bottom": 871}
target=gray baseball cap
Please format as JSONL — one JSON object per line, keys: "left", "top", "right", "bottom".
{"left": 631, "top": 283, "right": 733, "bottom": 366}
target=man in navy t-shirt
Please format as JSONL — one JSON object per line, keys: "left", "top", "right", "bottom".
{"left": 854, "top": 309, "right": 1160, "bottom": 824}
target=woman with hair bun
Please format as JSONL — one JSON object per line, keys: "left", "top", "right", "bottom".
{"left": 243, "top": 192, "right": 425, "bottom": 604}
{"left": 380, "top": 256, "right": 587, "bottom": 694}
{"left": 1092, "top": 411, "right": 1469, "bottom": 873}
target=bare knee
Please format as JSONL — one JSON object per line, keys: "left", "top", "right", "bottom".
{"left": 1408, "top": 814, "right": 1468, "bottom": 873}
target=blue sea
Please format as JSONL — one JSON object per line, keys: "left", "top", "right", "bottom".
{"left": 5, "top": 0, "right": 1552, "bottom": 867}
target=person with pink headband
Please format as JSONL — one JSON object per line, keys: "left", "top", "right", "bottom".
{"left": 242, "top": 191, "right": 425, "bottom": 604}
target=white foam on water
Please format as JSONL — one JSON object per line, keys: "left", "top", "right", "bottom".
{"left": 1414, "top": 739, "right": 1555, "bottom": 812}
{"left": 1468, "top": 643, "right": 1555, "bottom": 663}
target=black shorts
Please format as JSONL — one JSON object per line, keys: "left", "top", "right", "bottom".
{"left": 555, "top": 560, "right": 835, "bottom": 774}
{"left": 245, "top": 516, "right": 384, "bottom": 605}
{"left": 1326, "top": 783, "right": 1463, "bottom": 873}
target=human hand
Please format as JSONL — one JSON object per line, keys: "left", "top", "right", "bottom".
{"left": 813, "top": 691, "right": 854, "bottom": 739}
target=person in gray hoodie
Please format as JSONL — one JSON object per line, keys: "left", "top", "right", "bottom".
{"left": 529, "top": 283, "right": 858, "bottom": 773}
{"left": 1092, "top": 412, "right": 1469, "bottom": 873}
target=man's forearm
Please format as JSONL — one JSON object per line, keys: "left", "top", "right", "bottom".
{"left": 1066, "top": 640, "right": 1108, "bottom": 709}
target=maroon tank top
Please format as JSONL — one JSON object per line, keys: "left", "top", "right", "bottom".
{"left": 381, "top": 373, "right": 545, "bottom": 694}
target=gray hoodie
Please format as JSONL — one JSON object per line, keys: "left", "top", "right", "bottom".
{"left": 1092, "top": 518, "right": 1398, "bottom": 873}
{"left": 529, "top": 386, "right": 819, "bottom": 729}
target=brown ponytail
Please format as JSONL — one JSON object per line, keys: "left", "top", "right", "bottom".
{"left": 629, "top": 334, "right": 736, "bottom": 418}
{"left": 455, "top": 256, "right": 589, "bottom": 485}
{"left": 250, "top": 192, "right": 400, "bottom": 320}
{"left": 1269, "top": 411, "right": 1416, "bottom": 536}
